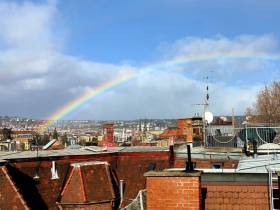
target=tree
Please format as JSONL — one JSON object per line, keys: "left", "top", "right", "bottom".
{"left": 52, "top": 128, "right": 59, "bottom": 140}
{"left": 1, "top": 128, "right": 12, "bottom": 140}
{"left": 246, "top": 81, "right": 280, "bottom": 124}
{"left": 31, "top": 133, "right": 40, "bottom": 146}
{"left": 60, "top": 132, "right": 68, "bottom": 146}
{"left": 32, "top": 133, "right": 50, "bottom": 146}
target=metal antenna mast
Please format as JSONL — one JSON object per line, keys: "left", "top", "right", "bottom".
{"left": 192, "top": 74, "right": 212, "bottom": 146}
{"left": 203, "top": 76, "right": 210, "bottom": 146}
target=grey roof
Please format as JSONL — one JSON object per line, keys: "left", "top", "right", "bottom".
{"left": 258, "top": 143, "right": 280, "bottom": 150}
{"left": 171, "top": 154, "right": 280, "bottom": 174}
{"left": 66, "top": 144, "right": 83, "bottom": 149}
{"left": 235, "top": 154, "right": 280, "bottom": 173}
{"left": 116, "top": 146, "right": 168, "bottom": 152}
{"left": 176, "top": 146, "right": 243, "bottom": 160}
{"left": 0, "top": 146, "right": 169, "bottom": 161}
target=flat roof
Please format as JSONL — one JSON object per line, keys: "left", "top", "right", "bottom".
{"left": 0, "top": 146, "right": 169, "bottom": 161}
{"left": 236, "top": 154, "right": 280, "bottom": 173}
{"left": 176, "top": 146, "right": 243, "bottom": 160}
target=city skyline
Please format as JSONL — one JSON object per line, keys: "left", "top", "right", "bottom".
{"left": 0, "top": 0, "right": 280, "bottom": 120}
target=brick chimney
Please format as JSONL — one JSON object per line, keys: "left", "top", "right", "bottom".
{"left": 103, "top": 123, "right": 114, "bottom": 143}
{"left": 100, "top": 123, "right": 116, "bottom": 147}
{"left": 144, "top": 170, "right": 202, "bottom": 210}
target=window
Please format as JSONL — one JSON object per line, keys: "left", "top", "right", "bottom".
{"left": 212, "top": 163, "right": 222, "bottom": 169}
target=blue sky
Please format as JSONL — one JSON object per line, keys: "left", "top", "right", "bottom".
{"left": 0, "top": 0, "right": 280, "bottom": 119}
{"left": 56, "top": 0, "right": 280, "bottom": 63}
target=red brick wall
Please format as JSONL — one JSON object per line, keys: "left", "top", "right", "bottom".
{"left": 175, "top": 158, "right": 238, "bottom": 169}
{"left": 146, "top": 173, "right": 201, "bottom": 210}
{"left": 116, "top": 153, "right": 170, "bottom": 206}
{"left": 202, "top": 183, "right": 269, "bottom": 210}
{"left": 59, "top": 202, "right": 112, "bottom": 210}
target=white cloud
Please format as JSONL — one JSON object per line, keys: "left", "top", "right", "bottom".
{"left": 159, "top": 35, "right": 278, "bottom": 58}
{"left": 20, "top": 78, "right": 46, "bottom": 90}
{"left": 0, "top": 1, "right": 279, "bottom": 119}
{"left": 0, "top": 0, "right": 57, "bottom": 50}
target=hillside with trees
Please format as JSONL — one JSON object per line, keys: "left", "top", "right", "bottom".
{"left": 246, "top": 81, "right": 280, "bottom": 124}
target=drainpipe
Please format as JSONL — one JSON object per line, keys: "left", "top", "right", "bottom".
{"left": 119, "top": 180, "right": 124, "bottom": 208}
{"left": 139, "top": 190, "right": 144, "bottom": 210}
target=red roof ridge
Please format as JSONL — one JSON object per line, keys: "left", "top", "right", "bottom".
{"left": 105, "top": 163, "right": 116, "bottom": 199}
{"left": 71, "top": 161, "right": 109, "bottom": 167}
{"left": 60, "top": 166, "right": 75, "bottom": 197}
{"left": 78, "top": 166, "right": 87, "bottom": 202}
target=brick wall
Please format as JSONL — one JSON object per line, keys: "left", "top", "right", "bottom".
{"left": 174, "top": 158, "right": 238, "bottom": 169}
{"left": 145, "top": 171, "right": 201, "bottom": 210}
{"left": 202, "top": 183, "right": 269, "bottom": 210}
{"left": 201, "top": 173, "right": 270, "bottom": 210}
{"left": 59, "top": 202, "right": 112, "bottom": 210}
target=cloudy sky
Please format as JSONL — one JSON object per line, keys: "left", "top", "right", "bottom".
{"left": 0, "top": 0, "right": 280, "bottom": 120}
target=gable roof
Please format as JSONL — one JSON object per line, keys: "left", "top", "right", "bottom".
{"left": 59, "top": 161, "right": 119, "bottom": 204}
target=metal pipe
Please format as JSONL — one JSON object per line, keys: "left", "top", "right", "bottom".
{"left": 119, "top": 180, "right": 124, "bottom": 207}
{"left": 187, "top": 145, "right": 191, "bottom": 165}
{"left": 252, "top": 139, "right": 257, "bottom": 159}
{"left": 186, "top": 144, "right": 194, "bottom": 171}
{"left": 139, "top": 190, "right": 144, "bottom": 210}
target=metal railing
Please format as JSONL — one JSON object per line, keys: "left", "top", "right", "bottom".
{"left": 205, "top": 125, "right": 280, "bottom": 148}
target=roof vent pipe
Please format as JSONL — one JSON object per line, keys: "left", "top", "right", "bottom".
{"left": 185, "top": 144, "right": 194, "bottom": 172}
{"left": 51, "top": 161, "right": 59, "bottom": 179}
{"left": 252, "top": 139, "right": 258, "bottom": 159}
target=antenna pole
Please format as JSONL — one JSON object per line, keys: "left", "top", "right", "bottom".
{"left": 203, "top": 77, "right": 209, "bottom": 147}
{"left": 232, "top": 108, "right": 235, "bottom": 129}
{"left": 192, "top": 74, "right": 212, "bottom": 147}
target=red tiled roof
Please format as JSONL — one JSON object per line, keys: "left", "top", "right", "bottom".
{"left": 159, "top": 127, "right": 187, "bottom": 139}
{"left": 5, "top": 150, "right": 171, "bottom": 209}
{"left": 59, "top": 161, "right": 119, "bottom": 205}
{"left": 0, "top": 166, "right": 29, "bottom": 210}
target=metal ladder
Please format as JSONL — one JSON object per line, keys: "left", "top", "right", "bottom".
{"left": 269, "top": 169, "right": 279, "bottom": 210}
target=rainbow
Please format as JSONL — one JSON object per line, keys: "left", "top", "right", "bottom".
{"left": 38, "top": 51, "right": 280, "bottom": 132}
{"left": 38, "top": 69, "right": 137, "bottom": 132}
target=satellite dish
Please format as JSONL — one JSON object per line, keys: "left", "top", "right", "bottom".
{"left": 204, "top": 111, "right": 213, "bottom": 124}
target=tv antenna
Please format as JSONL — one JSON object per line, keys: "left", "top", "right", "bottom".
{"left": 192, "top": 73, "right": 214, "bottom": 145}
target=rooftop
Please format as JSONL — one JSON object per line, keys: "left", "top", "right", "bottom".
{"left": 0, "top": 146, "right": 169, "bottom": 161}
{"left": 236, "top": 154, "right": 280, "bottom": 173}
{"left": 175, "top": 145, "right": 243, "bottom": 160}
